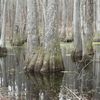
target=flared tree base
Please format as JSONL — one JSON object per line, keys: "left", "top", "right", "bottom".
{"left": 24, "top": 50, "right": 64, "bottom": 73}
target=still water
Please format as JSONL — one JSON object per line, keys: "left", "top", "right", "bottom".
{"left": 0, "top": 45, "right": 100, "bottom": 100}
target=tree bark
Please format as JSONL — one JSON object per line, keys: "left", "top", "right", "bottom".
{"left": 40, "top": 0, "right": 64, "bottom": 72}
{"left": 25, "top": 0, "right": 64, "bottom": 73}
{"left": 80, "top": 0, "right": 94, "bottom": 57}
{"left": 0, "top": 0, "right": 7, "bottom": 47}
{"left": 25, "top": 0, "right": 39, "bottom": 70}
{"left": 60, "top": 0, "right": 67, "bottom": 41}
{"left": 72, "top": 0, "right": 82, "bottom": 62}
{"left": 94, "top": 0, "right": 100, "bottom": 41}
{"left": 96, "top": 0, "right": 100, "bottom": 33}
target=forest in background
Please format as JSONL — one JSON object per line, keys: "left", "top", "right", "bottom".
{"left": 0, "top": 0, "right": 100, "bottom": 73}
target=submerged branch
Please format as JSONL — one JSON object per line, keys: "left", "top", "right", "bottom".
{"left": 78, "top": 59, "right": 93, "bottom": 79}
{"left": 61, "top": 86, "right": 81, "bottom": 100}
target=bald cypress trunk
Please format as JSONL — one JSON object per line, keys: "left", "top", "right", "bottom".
{"left": 60, "top": 0, "right": 67, "bottom": 41}
{"left": 96, "top": 0, "right": 100, "bottom": 33}
{"left": 73, "top": 0, "right": 82, "bottom": 52}
{"left": 25, "top": 0, "right": 64, "bottom": 73}
{"left": 40, "top": 0, "right": 64, "bottom": 72}
{"left": 81, "top": 0, "right": 94, "bottom": 58}
{"left": 72, "top": 0, "right": 82, "bottom": 62}
{"left": 94, "top": 0, "right": 100, "bottom": 41}
{"left": 26, "top": 0, "right": 39, "bottom": 61}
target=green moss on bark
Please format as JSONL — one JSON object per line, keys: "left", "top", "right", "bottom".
{"left": 25, "top": 49, "right": 64, "bottom": 73}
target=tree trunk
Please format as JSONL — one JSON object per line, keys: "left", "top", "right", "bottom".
{"left": 80, "top": 0, "right": 94, "bottom": 57}
{"left": 66, "top": 0, "right": 73, "bottom": 42}
{"left": 94, "top": 0, "right": 100, "bottom": 41}
{"left": 60, "top": 0, "right": 67, "bottom": 41}
{"left": 25, "top": 0, "right": 39, "bottom": 69}
{"left": 96, "top": 0, "right": 100, "bottom": 33}
{"left": 0, "top": 0, "right": 6, "bottom": 47}
{"left": 25, "top": 0, "right": 64, "bottom": 73}
{"left": 40, "top": 0, "right": 64, "bottom": 72}
{"left": 72, "top": 0, "right": 82, "bottom": 62}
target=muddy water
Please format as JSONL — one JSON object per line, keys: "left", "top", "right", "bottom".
{"left": 0, "top": 46, "right": 100, "bottom": 100}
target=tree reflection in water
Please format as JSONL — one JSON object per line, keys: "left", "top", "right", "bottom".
{"left": 0, "top": 47, "right": 63, "bottom": 100}
{"left": 0, "top": 47, "right": 100, "bottom": 100}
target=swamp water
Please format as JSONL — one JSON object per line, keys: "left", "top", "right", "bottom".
{"left": 0, "top": 45, "right": 100, "bottom": 100}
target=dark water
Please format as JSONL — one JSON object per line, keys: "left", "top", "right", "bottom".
{"left": 0, "top": 46, "right": 100, "bottom": 100}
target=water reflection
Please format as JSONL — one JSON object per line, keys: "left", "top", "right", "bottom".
{"left": 61, "top": 48, "right": 94, "bottom": 99}
{"left": 28, "top": 73, "right": 63, "bottom": 100}
{"left": 0, "top": 48, "right": 63, "bottom": 100}
{"left": 0, "top": 46, "right": 100, "bottom": 100}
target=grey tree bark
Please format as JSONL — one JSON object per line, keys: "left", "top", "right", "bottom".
{"left": 66, "top": 0, "right": 73, "bottom": 41}
{"left": 72, "top": 0, "right": 82, "bottom": 62}
{"left": 94, "top": 0, "right": 100, "bottom": 41}
{"left": 12, "top": 0, "right": 27, "bottom": 46}
{"left": 80, "top": 0, "right": 94, "bottom": 57}
{"left": 25, "top": 0, "right": 39, "bottom": 71}
{"left": 25, "top": 0, "right": 64, "bottom": 73}
{"left": 73, "top": 0, "right": 82, "bottom": 51}
{"left": 40, "top": 0, "right": 64, "bottom": 72}
{"left": 96, "top": 0, "right": 100, "bottom": 33}
{"left": 60, "top": 0, "right": 67, "bottom": 41}
{"left": 0, "top": 0, "right": 7, "bottom": 47}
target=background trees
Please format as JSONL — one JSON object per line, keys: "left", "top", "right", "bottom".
{"left": 11, "top": 0, "right": 27, "bottom": 46}
{"left": 72, "top": 0, "right": 94, "bottom": 62}
{"left": 0, "top": 0, "right": 98, "bottom": 72}
{"left": 0, "top": 0, "right": 7, "bottom": 47}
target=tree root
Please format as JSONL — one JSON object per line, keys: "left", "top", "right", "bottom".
{"left": 27, "top": 54, "right": 38, "bottom": 72}
{"left": 34, "top": 52, "right": 44, "bottom": 72}
{"left": 25, "top": 51, "right": 64, "bottom": 73}
{"left": 40, "top": 54, "right": 50, "bottom": 72}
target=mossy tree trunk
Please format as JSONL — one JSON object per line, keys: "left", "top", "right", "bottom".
{"left": 25, "top": 0, "right": 64, "bottom": 73}
{"left": 25, "top": 0, "right": 39, "bottom": 64}
{"left": 40, "top": 0, "right": 64, "bottom": 72}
